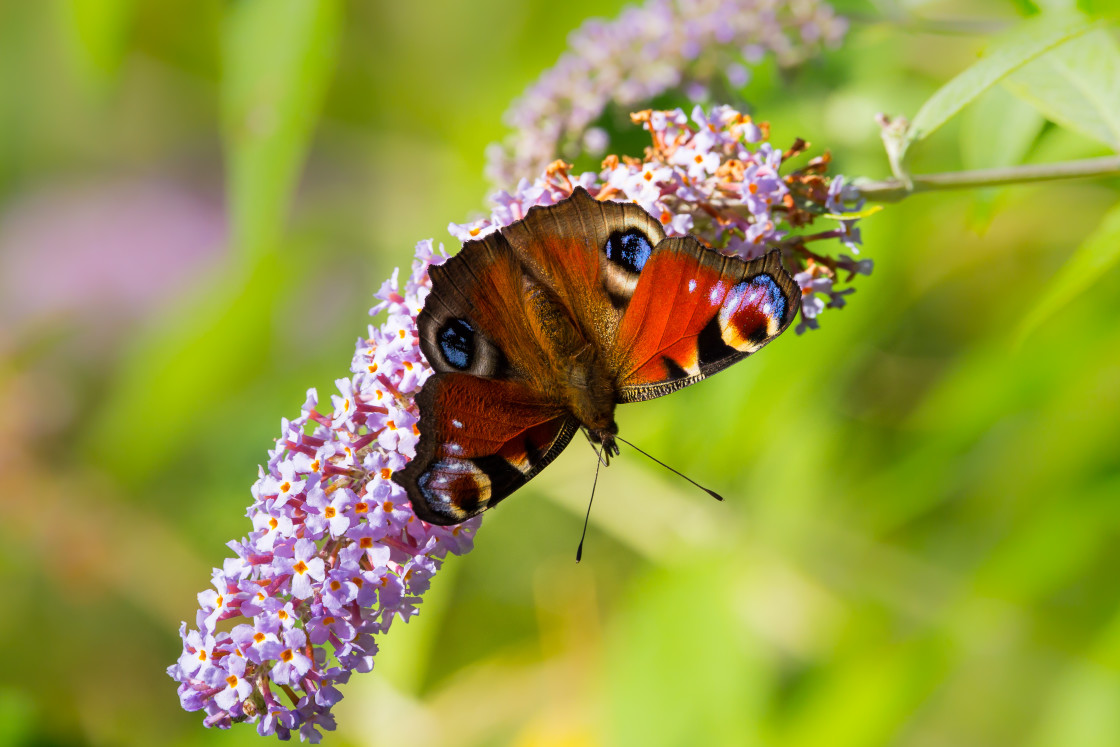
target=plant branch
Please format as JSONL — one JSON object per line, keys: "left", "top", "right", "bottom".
{"left": 854, "top": 156, "right": 1120, "bottom": 202}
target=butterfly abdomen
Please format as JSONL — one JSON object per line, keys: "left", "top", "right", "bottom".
{"left": 559, "top": 346, "right": 618, "bottom": 439}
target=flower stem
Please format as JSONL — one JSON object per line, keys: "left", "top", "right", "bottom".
{"left": 855, "top": 155, "right": 1120, "bottom": 202}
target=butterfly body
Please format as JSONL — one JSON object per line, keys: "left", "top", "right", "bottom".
{"left": 394, "top": 187, "right": 800, "bottom": 525}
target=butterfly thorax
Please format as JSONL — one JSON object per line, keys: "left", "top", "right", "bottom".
{"left": 559, "top": 344, "right": 619, "bottom": 447}
{"left": 524, "top": 283, "right": 620, "bottom": 443}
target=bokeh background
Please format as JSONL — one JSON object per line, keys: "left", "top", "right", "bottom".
{"left": 2, "top": 0, "right": 1119, "bottom": 745}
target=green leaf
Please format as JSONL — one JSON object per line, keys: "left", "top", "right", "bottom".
{"left": 605, "top": 560, "right": 773, "bottom": 746}
{"left": 222, "top": 0, "right": 342, "bottom": 260}
{"left": 1029, "top": 600, "right": 1120, "bottom": 747}
{"left": 1004, "top": 29, "right": 1120, "bottom": 151}
{"left": 60, "top": 0, "right": 138, "bottom": 89}
{"left": 83, "top": 1, "right": 344, "bottom": 481}
{"left": 776, "top": 636, "right": 952, "bottom": 747}
{"left": 1010, "top": 0, "right": 1042, "bottom": 14}
{"left": 82, "top": 256, "right": 295, "bottom": 484}
{"left": 1080, "top": 0, "right": 1120, "bottom": 15}
{"left": 1016, "top": 201, "right": 1120, "bottom": 344}
{"left": 960, "top": 85, "right": 1046, "bottom": 171}
{"left": 960, "top": 85, "right": 1045, "bottom": 227}
{"left": 822, "top": 205, "right": 884, "bottom": 221}
{"left": 903, "top": 12, "right": 1104, "bottom": 160}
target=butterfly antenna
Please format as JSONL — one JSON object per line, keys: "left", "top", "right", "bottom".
{"left": 576, "top": 445, "right": 605, "bottom": 562}
{"left": 593, "top": 443, "right": 610, "bottom": 467}
{"left": 615, "top": 435, "right": 724, "bottom": 501}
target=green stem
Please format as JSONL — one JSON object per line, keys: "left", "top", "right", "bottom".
{"left": 855, "top": 155, "right": 1120, "bottom": 203}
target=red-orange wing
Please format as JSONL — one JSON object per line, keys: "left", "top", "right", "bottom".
{"left": 394, "top": 374, "right": 578, "bottom": 525}
{"left": 612, "top": 242, "right": 800, "bottom": 403}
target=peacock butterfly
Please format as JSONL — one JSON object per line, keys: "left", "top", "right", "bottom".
{"left": 393, "top": 187, "right": 801, "bottom": 525}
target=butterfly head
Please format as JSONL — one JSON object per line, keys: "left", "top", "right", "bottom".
{"left": 585, "top": 425, "right": 620, "bottom": 465}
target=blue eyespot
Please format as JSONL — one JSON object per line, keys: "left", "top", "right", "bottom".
{"left": 438, "top": 318, "right": 474, "bottom": 370}
{"left": 605, "top": 229, "right": 653, "bottom": 273}
{"left": 721, "top": 275, "right": 786, "bottom": 323}
{"left": 750, "top": 274, "right": 786, "bottom": 320}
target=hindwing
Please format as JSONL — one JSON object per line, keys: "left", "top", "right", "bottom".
{"left": 395, "top": 375, "right": 577, "bottom": 525}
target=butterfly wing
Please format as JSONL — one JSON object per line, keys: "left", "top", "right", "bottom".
{"left": 395, "top": 228, "right": 582, "bottom": 524}
{"left": 396, "top": 374, "right": 578, "bottom": 525}
{"left": 613, "top": 242, "right": 801, "bottom": 403}
{"left": 499, "top": 188, "right": 799, "bottom": 401}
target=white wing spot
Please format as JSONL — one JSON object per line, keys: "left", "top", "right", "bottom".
{"left": 709, "top": 281, "right": 726, "bottom": 306}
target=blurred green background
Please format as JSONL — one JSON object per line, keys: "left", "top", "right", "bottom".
{"left": 2, "top": 0, "right": 1119, "bottom": 745}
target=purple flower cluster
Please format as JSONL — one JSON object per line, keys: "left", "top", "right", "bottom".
{"left": 168, "top": 242, "right": 479, "bottom": 742}
{"left": 485, "top": 0, "right": 848, "bottom": 187}
{"left": 459, "top": 105, "right": 871, "bottom": 331}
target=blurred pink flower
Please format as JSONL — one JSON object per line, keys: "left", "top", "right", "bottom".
{"left": 0, "top": 179, "right": 226, "bottom": 343}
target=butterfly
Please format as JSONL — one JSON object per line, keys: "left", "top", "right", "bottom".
{"left": 393, "top": 187, "right": 801, "bottom": 525}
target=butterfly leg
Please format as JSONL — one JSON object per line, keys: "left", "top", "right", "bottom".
{"left": 584, "top": 428, "right": 620, "bottom": 465}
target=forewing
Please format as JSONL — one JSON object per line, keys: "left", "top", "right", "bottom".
{"left": 613, "top": 243, "right": 800, "bottom": 403}
{"left": 500, "top": 186, "right": 668, "bottom": 352}
{"left": 419, "top": 229, "right": 563, "bottom": 390}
